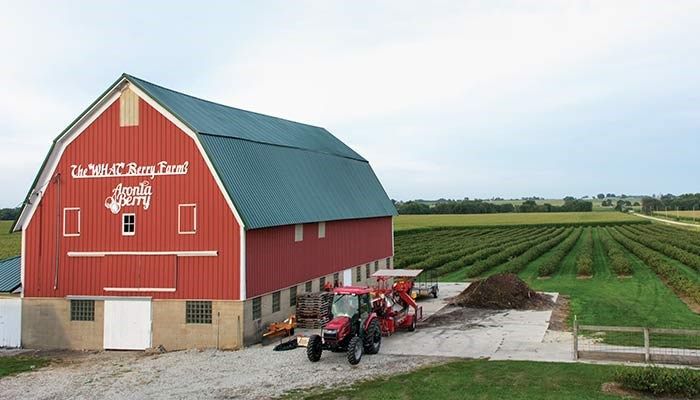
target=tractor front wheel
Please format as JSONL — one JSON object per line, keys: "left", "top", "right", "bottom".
{"left": 307, "top": 334, "right": 323, "bottom": 362}
{"left": 346, "top": 336, "right": 364, "bottom": 365}
{"left": 364, "top": 320, "right": 381, "bottom": 355}
{"left": 408, "top": 315, "right": 417, "bottom": 332}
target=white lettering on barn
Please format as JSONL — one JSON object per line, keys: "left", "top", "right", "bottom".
{"left": 71, "top": 161, "right": 189, "bottom": 179}
{"left": 104, "top": 181, "right": 153, "bottom": 214}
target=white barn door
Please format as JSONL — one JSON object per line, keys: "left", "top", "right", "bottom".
{"left": 104, "top": 299, "right": 152, "bottom": 350}
{"left": 0, "top": 298, "right": 21, "bottom": 348}
{"left": 343, "top": 268, "right": 353, "bottom": 286}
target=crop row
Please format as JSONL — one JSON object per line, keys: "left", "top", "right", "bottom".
{"left": 631, "top": 225, "right": 700, "bottom": 258}
{"left": 464, "top": 227, "right": 567, "bottom": 278}
{"left": 599, "top": 228, "right": 633, "bottom": 276}
{"left": 499, "top": 227, "right": 574, "bottom": 275}
{"left": 435, "top": 227, "right": 557, "bottom": 277}
{"left": 406, "top": 227, "right": 537, "bottom": 271}
{"left": 608, "top": 227, "right": 700, "bottom": 304}
{"left": 395, "top": 229, "right": 503, "bottom": 267}
{"left": 616, "top": 226, "right": 700, "bottom": 272}
{"left": 576, "top": 228, "right": 594, "bottom": 276}
{"left": 537, "top": 227, "right": 583, "bottom": 277}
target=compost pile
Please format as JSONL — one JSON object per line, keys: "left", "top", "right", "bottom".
{"left": 450, "top": 273, "right": 553, "bottom": 310}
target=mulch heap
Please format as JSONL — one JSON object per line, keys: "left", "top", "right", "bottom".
{"left": 450, "top": 273, "right": 554, "bottom": 310}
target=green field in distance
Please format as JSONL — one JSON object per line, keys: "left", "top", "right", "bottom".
{"left": 394, "top": 212, "right": 642, "bottom": 231}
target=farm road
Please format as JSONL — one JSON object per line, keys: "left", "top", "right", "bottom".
{"left": 634, "top": 213, "right": 700, "bottom": 228}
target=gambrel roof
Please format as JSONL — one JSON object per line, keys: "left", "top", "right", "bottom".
{"left": 13, "top": 74, "right": 396, "bottom": 231}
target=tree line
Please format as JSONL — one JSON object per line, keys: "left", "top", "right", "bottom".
{"left": 641, "top": 193, "right": 700, "bottom": 213}
{"left": 394, "top": 198, "right": 593, "bottom": 215}
{"left": 0, "top": 207, "right": 20, "bottom": 221}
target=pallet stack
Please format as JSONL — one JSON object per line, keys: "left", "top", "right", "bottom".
{"left": 296, "top": 292, "right": 333, "bottom": 329}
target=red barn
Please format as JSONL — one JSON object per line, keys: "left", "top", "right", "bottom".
{"left": 12, "top": 74, "right": 396, "bottom": 350}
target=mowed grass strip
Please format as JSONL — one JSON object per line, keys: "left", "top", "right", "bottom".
{"left": 292, "top": 360, "right": 622, "bottom": 400}
{"left": 0, "top": 220, "right": 20, "bottom": 260}
{"left": 0, "top": 356, "right": 48, "bottom": 378}
{"left": 394, "top": 211, "right": 642, "bottom": 231}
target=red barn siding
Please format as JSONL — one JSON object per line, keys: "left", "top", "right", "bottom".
{"left": 24, "top": 98, "right": 241, "bottom": 300}
{"left": 245, "top": 217, "right": 393, "bottom": 297}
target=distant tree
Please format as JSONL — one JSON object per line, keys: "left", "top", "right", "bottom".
{"left": 601, "top": 199, "right": 613, "bottom": 207}
{"left": 641, "top": 197, "right": 663, "bottom": 214}
{"left": 0, "top": 207, "right": 20, "bottom": 221}
{"left": 633, "top": 202, "right": 640, "bottom": 207}
{"left": 563, "top": 196, "right": 576, "bottom": 202}
{"left": 596, "top": 193, "right": 605, "bottom": 199}
{"left": 606, "top": 193, "right": 616, "bottom": 198}
{"left": 396, "top": 201, "right": 431, "bottom": 214}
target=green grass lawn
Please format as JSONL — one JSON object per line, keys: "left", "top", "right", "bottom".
{"left": 0, "top": 356, "right": 48, "bottom": 378}
{"left": 394, "top": 212, "right": 642, "bottom": 231}
{"left": 293, "top": 360, "right": 622, "bottom": 400}
{"left": 0, "top": 221, "right": 20, "bottom": 259}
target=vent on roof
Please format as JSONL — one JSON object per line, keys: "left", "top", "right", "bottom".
{"left": 120, "top": 87, "right": 139, "bottom": 127}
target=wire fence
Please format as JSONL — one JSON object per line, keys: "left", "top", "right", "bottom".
{"left": 574, "top": 319, "right": 700, "bottom": 365}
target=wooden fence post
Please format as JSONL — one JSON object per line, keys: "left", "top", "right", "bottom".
{"left": 643, "top": 327, "right": 650, "bottom": 363}
{"left": 573, "top": 315, "right": 579, "bottom": 360}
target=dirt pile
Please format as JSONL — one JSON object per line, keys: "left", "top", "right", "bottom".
{"left": 450, "top": 273, "right": 553, "bottom": 310}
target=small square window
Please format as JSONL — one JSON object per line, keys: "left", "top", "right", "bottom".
{"left": 63, "top": 208, "right": 81, "bottom": 237}
{"left": 319, "top": 276, "right": 326, "bottom": 289}
{"left": 70, "top": 300, "right": 94, "bottom": 321}
{"left": 122, "top": 213, "right": 135, "bottom": 236}
{"left": 186, "top": 301, "right": 212, "bottom": 324}
{"left": 290, "top": 286, "right": 297, "bottom": 307}
{"left": 366, "top": 264, "right": 371, "bottom": 279}
{"left": 178, "top": 204, "right": 197, "bottom": 234}
{"left": 318, "top": 222, "right": 326, "bottom": 238}
{"left": 272, "top": 291, "right": 281, "bottom": 313}
{"left": 305, "top": 281, "right": 312, "bottom": 292}
{"left": 252, "top": 297, "right": 261, "bottom": 320}
{"left": 356, "top": 267, "right": 361, "bottom": 282}
{"left": 295, "top": 224, "right": 304, "bottom": 242}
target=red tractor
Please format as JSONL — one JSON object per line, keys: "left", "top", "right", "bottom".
{"left": 306, "top": 287, "right": 382, "bottom": 365}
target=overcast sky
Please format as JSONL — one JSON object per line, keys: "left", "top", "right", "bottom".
{"left": 1, "top": 1, "right": 699, "bottom": 207}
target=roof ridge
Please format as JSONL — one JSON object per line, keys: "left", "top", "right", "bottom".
{"left": 122, "top": 73, "right": 328, "bottom": 131}
{"left": 197, "top": 132, "right": 368, "bottom": 163}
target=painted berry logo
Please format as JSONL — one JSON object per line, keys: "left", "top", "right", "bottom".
{"left": 104, "top": 181, "right": 153, "bottom": 214}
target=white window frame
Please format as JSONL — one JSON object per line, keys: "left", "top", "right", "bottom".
{"left": 178, "top": 204, "right": 197, "bottom": 234}
{"left": 122, "top": 213, "right": 136, "bottom": 236}
{"left": 318, "top": 221, "right": 326, "bottom": 238}
{"left": 63, "top": 207, "right": 81, "bottom": 237}
{"left": 295, "top": 224, "right": 303, "bottom": 242}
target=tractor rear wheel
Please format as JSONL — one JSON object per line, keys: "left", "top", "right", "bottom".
{"left": 364, "top": 320, "right": 381, "bottom": 354}
{"left": 408, "top": 316, "right": 417, "bottom": 332}
{"left": 307, "top": 334, "right": 323, "bottom": 362}
{"left": 346, "top": 336, "right": 364, "bottom": 365}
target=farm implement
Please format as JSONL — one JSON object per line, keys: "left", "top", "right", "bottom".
{"left": 305, "top": 269, "right": 424, "bottom": 365}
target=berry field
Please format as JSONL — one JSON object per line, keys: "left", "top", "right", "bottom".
{"left": 395, "top": 222, "right": 700, "bottom": 331}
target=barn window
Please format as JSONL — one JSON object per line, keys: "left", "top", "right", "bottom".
{"left": 122, "top": 213, "right": 136, "bottom": 236}
{"left": 385, "top": 258, "right": 390, "bottom": 269}
{"left": 289, "top": 286, "right": 297, "bottom": 307}
{"left": 295, "top": 224, "right": 304, "bottom": 242}
{"left": 272, "top": 291, "right": 281, "bottom": 313}
{"left": 305, "top": 281, "right": 312, "bottom": 292}
{"left": 63, "top": 208, "right": 81, "bottom": 237}
{"left": 356, "top": 267, "right": 361, "bottom": 282}
{"left": 178, "top": 204, "right": 197, "bottom": 234}
{"left": 319, "top": 276, "right": 326, "bottom": 289}
{"left": 186, "top": 301, "right": 212, "bottom": 324}
{"left": 375, "top": 260, "right": 380, "bottom": 271}
{"left": 252, "top": 297, "right": 261, "bottom": 320}
{"left": 318, "top": 222, "right": 326, "bottom": 238}
{"left": 333, "top": 273, "right": 339, "bottom": 287}
{"left": 366, "top": 264, "right": 371, "bottom": 279}
{"left": 70, "top": 300, "right": 94, "bottom": 321}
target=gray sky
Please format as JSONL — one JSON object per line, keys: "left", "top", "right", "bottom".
{"left": 2, "top": 1, "right": 699, "bottom": 207}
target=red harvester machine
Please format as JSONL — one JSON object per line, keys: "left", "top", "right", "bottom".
{"left": 305, "top": 269, "right": 423, "bottom": 365}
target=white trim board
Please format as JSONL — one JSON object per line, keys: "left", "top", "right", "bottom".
{"left": 104, "top": 287, "right": 176, "bottom": 293}
{"left": 178, "top": 203, "right": 197, "bottom": 234}
{"left": 67, "top": 251, "right": 218, "bottom": 257}
{"left": 62, "top": 207, "right": 81, "bottom": 237}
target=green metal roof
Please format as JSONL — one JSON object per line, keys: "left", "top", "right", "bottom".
{"left": 0, "top": 256, "right": 21, "bottom": 293}
{"left": 127, "top": 74, "right": 396, "bottom": 229}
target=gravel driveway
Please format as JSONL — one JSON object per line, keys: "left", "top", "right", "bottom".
{"left": 1, "top": 345, "right": 443, "bottom": 399}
